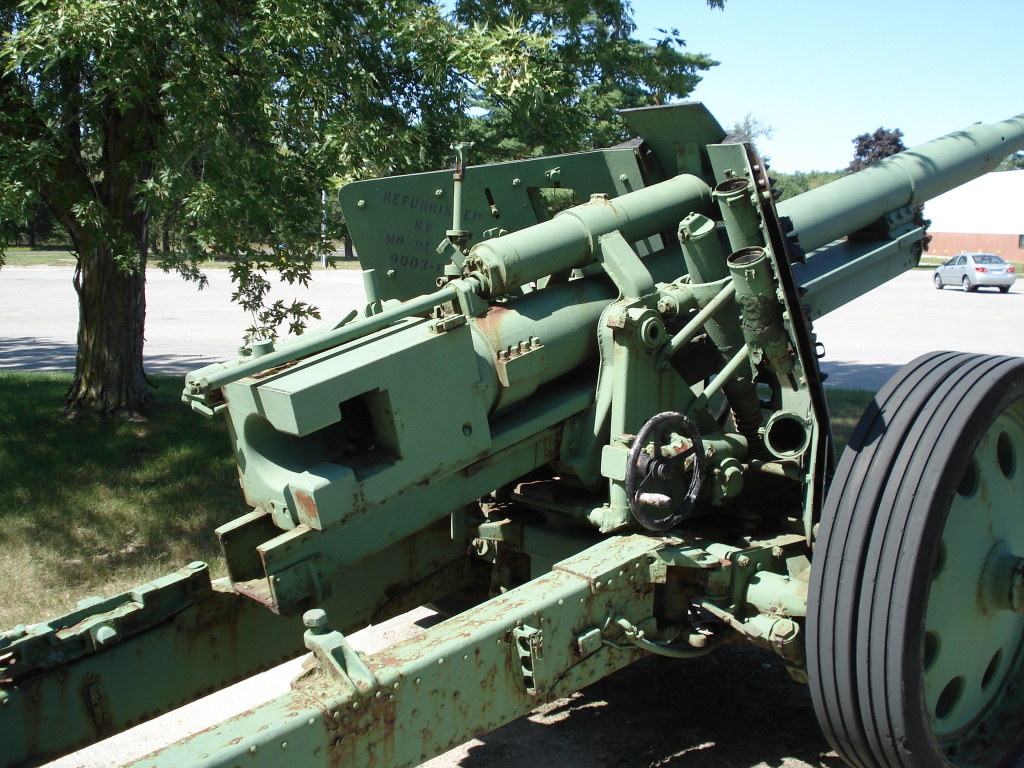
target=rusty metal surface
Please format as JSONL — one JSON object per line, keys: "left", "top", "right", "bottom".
{"left": 121, "top": 535, "right": 664, "bottom": 768}
{"left": 1, "top": 569, "right": 305, "bottom": 768}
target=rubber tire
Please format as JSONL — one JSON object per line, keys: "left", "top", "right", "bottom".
{"left": 1000, "top": 286, "right": 1010, "bottom": 294}
{"left": 962, "top": 276, "right": 976, "bottom": 292}
{"left": 933, "top": 273, "right": 943, "bottom": 289}
{"left": 808, "top": 351, "right": 1024, "bottom": 768}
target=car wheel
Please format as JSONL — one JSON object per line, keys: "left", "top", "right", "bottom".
{"left": 962, "top": 276, "right": 976, "bottom": 292}
{"left": 933, "top": 273, "right": 943, "bottom": 289}
{"left": 1000, "top": 286, "right": 1010, "bottom": 294}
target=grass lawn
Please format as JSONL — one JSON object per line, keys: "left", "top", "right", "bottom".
{"left": 0, "top": 372, "right": 245, "bottom": 628}
{"left": 0, "top": 373, "right": 877, "bottom": 628}
{"left": 825, "top": 387, "right": 875, "bottom": 450}
{"left": 2, "top": 247, "right": 77, "bottom": 268}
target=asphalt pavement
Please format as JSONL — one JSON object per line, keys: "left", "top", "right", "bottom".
{"left": 0, "top": 266, "right": 368, "bottom": 375}
{"left": 2, "top": 265, "right": 1021, "bottom": 390}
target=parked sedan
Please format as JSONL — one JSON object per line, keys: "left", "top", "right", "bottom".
{"left": 933, "top": 253, "right": 1016, "bottom": 293}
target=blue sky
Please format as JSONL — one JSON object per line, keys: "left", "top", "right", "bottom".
{"left": 630, "top": 0, "right": 1024, "bottom": 173}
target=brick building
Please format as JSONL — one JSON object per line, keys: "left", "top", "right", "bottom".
{"left": 923, "top": 169, "right": 1024, "bottom": 260}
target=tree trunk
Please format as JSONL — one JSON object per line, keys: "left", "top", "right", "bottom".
{"left": 65, "top": 245, "right": 153, "bottom": 417}
{"left": 59, "top": 94, "right": 158, "bottom": 418}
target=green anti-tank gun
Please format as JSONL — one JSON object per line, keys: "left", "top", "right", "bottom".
{"left": 4, "top": 104, "right": 1024, "bottom": 768}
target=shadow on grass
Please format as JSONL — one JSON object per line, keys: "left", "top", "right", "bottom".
{"left": 0, "top": 372, "right": 246, "bottom": 598}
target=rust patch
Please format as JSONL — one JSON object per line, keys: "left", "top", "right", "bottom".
{"left": 247, "top": 360, "right": 300, "bottom": 381}
{"left": 472, "top": 304, "right": 515, "bottom": 340}
{"left": 293, "top": 489, "right": 320, "bottom": 528}
{"left": 323, "top": 696, "right": 399, "bottom": 768}
{"left": 231, "top": 578, "right": 279, "bottom": 611}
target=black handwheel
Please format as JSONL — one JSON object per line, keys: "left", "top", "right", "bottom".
{"left": 808, "top": 351, "right": 1024, "bottom": 768}
{"left": 625, "top": 411, "right": 704, "bottom": 531}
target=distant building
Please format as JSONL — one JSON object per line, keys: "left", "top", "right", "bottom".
{"left": 923, "top": 170, "right": 1023, "bottom": 259}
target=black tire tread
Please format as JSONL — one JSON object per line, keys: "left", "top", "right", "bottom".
{"left": 808, "top": 352, "right": 1024, "bottom": 768}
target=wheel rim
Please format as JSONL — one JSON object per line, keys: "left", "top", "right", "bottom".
{"left": 924, "top": 398, "right": 1024, "bottom": 745}
{"left": 808, "top": 352, "right": 1024, "bottom": 768}
{"left": 963, "top": 276, "right": 971, "bottom": 291}
{"left": 934, "top": 274, "right": 942, "bottom": 288}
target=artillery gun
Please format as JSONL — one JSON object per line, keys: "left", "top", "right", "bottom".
{"left": 4, "top": 104, "right": 1024, "bottom": 768}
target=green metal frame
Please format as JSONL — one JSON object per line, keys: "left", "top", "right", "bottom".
{"left": 5, "top": 105, "right": 1024, "bottom": 768}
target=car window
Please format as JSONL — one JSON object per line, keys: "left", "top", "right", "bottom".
{"left": 974, "top": 255, "right": 1004, "bottom": 264}
{"left": 955, "top": 256, "right": 966, "bottom": 265}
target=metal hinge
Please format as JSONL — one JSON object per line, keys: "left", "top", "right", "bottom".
{"left": 511, "top": 623, "right": 547, "bottom": 696}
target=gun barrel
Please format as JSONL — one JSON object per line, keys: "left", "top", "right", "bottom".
{"left": 779, "top": 114, "right": 1024, "bottom": 253}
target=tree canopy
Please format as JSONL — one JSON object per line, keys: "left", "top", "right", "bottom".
{"left": 997, "top": 151, "right": 1024, "bottom": 171}
{"left": 846, "top": 125, "right": 930, "bottom": 247}
{"left": 453, "top": 0, "right": 724, "bottom": 161}
{"left": 725, "top": 113, "right": 773, "bottom": 150}
{"left": 0, "top": 0, "right": 725, "bottom": 416}
{"left": 848, "top": 127, "right": 907, "bottom": 173}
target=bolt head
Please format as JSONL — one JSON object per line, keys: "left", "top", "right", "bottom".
{"left": 94, "top": 625, "right": 118, "bottom": 646}
{"left": 303, "top": 609, "right": 328, "bottom": 632}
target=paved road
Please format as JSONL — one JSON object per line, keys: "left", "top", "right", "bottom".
{"left": 2, "top": 266, "right": 1021, "bottom": 390}
{"left": 0, "top": 266, "right": 367, "bottom": 374}
{"left": 812, "top": 268, "right": 1023, "bottom": 390}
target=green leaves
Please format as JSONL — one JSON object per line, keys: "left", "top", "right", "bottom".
{"left": 451, "top": 0, "right": 722, "bottom": 161}
{"left": 1, "top": 0, "right": 727, "bottom": 346}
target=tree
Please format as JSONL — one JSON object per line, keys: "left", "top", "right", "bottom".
{"left": 997, "top": 151, "right": 1024, "bottom": 171}
{"left": 769, "top": 170, "right": 845, "bottom": 203}
{"left": 725, "top": 113, "right": 773, "bottom": 150}
{"left": 847, "top": 126, "right": 930, "bottom": 248}
{"left": 452, "top": 0, "right": 725, "bottom": 161}
{"left": 0, "top": 0, "right": 540, "bottom": 416}
{"left": 1, "top": 195, "right": 56, "bottom": 247}
{"left": 848, "top": 127, "right": 907, "bottom": 173}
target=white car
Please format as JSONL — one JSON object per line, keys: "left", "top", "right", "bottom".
{"left": 933, "top": 253, "right": 1016, "bottom": 293}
